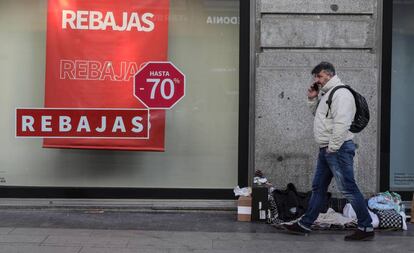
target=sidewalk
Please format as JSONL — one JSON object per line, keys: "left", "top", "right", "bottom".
{"left": 0, "top": 209, "right": 412, "bottom": 253}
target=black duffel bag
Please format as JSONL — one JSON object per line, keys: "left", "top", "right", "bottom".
{"left": 272, "top": 183, "right": 331, "bottom": 222}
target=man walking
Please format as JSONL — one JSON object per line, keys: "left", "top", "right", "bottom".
{"left": 283, "top": 62, "right": 374, "bottom": 241}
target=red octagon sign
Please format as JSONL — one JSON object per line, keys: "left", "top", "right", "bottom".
{"left": 134, "top": 61, "right": 185, "bottom": 109}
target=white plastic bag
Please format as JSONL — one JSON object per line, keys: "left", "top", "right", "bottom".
{"left": 233, "top": 186, "right": 252, "bottom": 196}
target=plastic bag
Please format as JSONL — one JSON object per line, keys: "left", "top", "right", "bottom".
{"left": 233, "top": 186, "right": 252, "bottom": 197}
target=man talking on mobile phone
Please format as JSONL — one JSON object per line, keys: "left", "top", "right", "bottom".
{"left": 282, "top": 62, "right": 374, "bottom": 241}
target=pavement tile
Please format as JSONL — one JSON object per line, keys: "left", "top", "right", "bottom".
{"left": 291, "top": 240, "right": 414, "bottom": 253}
{"left": 213, "top": 239, "right": 298, "bottom": 252}
{"left": 42, "top": 235, "right": 128, "bottom": 247}
{"left": 126, "top": 235, "right": 213, "bottom": 250}
{"left": 11, "top": 228, "right": 92, "bottom": 236}
{"left": 169, "top": 250, "right": 272, "bottom": 253}
{"left": 0, "top": 245, "right": 81, "bottom": 253}
{"left": 212, "top": 232, "right": 343, "bottom": 247}
{"left": 168, "top": 230, "right": 305, "bottom": 241}
{"left": 168, "top": 249, "right": 252, "bottom": 253}
{"left": 80, "top": 247, "right": 168, "bottom": 253}
{"left": 191, "top": 232, "right": 253, "bottom": 241}
{"left": 0, "top": 228, "right": 14, "bottom": 235}
{"left": 203, "top": 230, "right": 342, "bottom": 241}
{"left": 0, "top": 235, "right": 47, "bottom": 243}
{"left": 169, "top": 231, "right": 216, "bottom": 240}
{"left": 90, "top": 229, "right": 173, "bottom": 239}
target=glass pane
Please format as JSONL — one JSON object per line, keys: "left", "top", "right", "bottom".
{"left": 390, "top": 0, "right": 414, "bottom": 190}
{"left": 0, "top": 0, "right": 239, "bottom": 188}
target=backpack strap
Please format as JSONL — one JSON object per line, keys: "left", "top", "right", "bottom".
{"left": 325, "top": 85, "right": 351, "bottom": 117}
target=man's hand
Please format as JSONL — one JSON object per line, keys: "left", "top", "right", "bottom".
{"left": 307, "top": 83, "right": 319, "bottom": 99}
{"left": 326, "top": 147, "right": 337, "bottom": 154}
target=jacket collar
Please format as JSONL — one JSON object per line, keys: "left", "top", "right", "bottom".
{"left": 321, "top": 75, "right": 342, "bottom": 93}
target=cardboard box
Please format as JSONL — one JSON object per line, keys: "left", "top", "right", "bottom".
{"left": 251, "top": 186, "right": 269, "bottom": 222}
{"left": 237, "top": 196, "right": 252, "bottom": 222}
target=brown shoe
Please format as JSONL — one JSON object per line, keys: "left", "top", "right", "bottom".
{"left": 344, "top": 230, "right": 374, "bottom": 241}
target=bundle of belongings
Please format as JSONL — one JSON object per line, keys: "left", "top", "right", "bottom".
{"left": 366, "top": 191, "right": 407, "bottom": 230}
{"left": 267, "top": 184, "right": 408, "bottom": 231}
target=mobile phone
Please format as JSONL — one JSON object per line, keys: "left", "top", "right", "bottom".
{"left": 312, "top": 82, "right": 319, "bottom": 91}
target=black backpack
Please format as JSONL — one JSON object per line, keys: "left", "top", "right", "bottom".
{"left": 272, "top": 183, "right": 311, "bottom": 222}
{"left": 326, "top": 85, "right": 370, "bottom": 133}
{"left": 272, "top": 183, "right": 332, "bottom": 222}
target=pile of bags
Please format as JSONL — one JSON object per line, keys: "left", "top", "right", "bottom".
{"left": 268, "top": 185, "right": 408, "bottom": 230}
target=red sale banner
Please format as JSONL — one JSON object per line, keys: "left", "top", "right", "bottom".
{"left": 134, "top": 62, "right": 185, "bottom": 109}
{"left": 16, "top": 108, "right": 149, "bottom": 139}
{"left": 44, "top": 0, "right": 169, "bottom": 150}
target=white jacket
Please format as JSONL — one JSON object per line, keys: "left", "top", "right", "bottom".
{"left": 308, "top": 75, "right": 356, "bottom": 152}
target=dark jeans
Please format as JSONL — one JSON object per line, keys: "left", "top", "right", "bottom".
{"left": 299, "top": 140, "right": 373, "bottom": 230}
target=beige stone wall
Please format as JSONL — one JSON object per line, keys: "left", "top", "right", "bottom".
{"left": 255, "top": 0, "right": 379, "bottom": 195}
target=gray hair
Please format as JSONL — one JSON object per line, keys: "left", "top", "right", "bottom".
{"left": 311, "top": 62, "right": 336, "bottom": 76}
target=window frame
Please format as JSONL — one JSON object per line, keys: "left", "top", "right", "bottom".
{"left": 0, "top": 0, "right": 251, "bottom": 199}
{"left": 380, "top": 0, "right": 413, "bottom": 200}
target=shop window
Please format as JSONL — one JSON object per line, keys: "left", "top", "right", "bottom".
{"left": 389, "top": 0, "right": 414, "bottom": 191}
{"left": 0, "top": 0, "right": 241, "bottom": 191}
